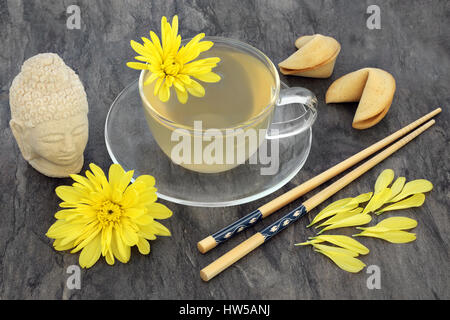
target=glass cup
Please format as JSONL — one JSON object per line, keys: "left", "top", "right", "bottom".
{"left": 139, "top": 37, "right": 317, "bottom": 174}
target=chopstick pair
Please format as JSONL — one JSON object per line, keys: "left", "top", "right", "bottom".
{"left": 198, "top": 108, "right": 441, "bottom": 281}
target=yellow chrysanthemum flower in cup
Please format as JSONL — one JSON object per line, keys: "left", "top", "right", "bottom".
{"left": 46, "top": 163, "right": 172, "bottom": 268}
{"left": 127, "top": 15, "right": 221, "bottom": 104}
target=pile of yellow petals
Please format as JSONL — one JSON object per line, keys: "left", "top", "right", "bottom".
{"left": 298, "top": 169, "right": 433, "bottom": 273}
{"left": 127, "top": 15, "right": 221, "bottom": 104}
{"left": 296, "top": 235, "right": 369, "bottom": 273}
{"left": 308, "top": 169, "right": 433, "bottom": 233}
{"left": 307, "top": 192, "right": 373, "bottom": 233}
{"left": 46, "top": 163, "right": 172, "bottom": 268}
{"left": 354, "top": 217, "right": 417, "bottom": 243}
{"left": 363, "top": 169, "right": 432, "bottom": 215}
{"left": 307, "top": 192, "right": 371, "bottom": 226}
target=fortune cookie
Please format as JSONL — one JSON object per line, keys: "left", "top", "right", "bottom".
{"left": 325, "top": 68, "right": 396, "bottom": 129}
{"left": 279, "top": 34, "right": 341, "bottom": 78}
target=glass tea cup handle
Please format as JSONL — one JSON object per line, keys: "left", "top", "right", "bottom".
{"left": 266, "top": 87, "right": 318, "bottom": 139}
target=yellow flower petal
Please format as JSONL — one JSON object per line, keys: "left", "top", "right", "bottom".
{"left": 177, "top": 74, "right": 192, "bottom": 85}
{"left": 354, "top": 230, "right": 416, "bottom": 243}
{"left": 84, "top": 191, "right": 106, "bottom": 205}
{"left": 113, "top": 227, "right": 130, "bottom": 263}
{"left": 71, "top": 227, "right": 101, "bottom": 253}
{"left": 59, "top": 224, "right": 96, "bottom": 247}
{"left": 377, "top": 193, "right": 425, "bottom": 214}
{"left": 138, "top": 189, "right": 158, "bottom": 206}
{"left": 123, "top": 208, "right": 145, "bottom": 220}
{"left": 140, "top": 38, "right": 162, "bottom": 61}
{"left": 172, "top": 78, "right": 186, "bottom": 92}
{"left": 356, "top": 225, "right": 391, "bottom": 233}
{"left": 311, "top": 234, "right": 370, "bottom": 255}
{"left": 144, "top": 72, "right": 160, "bottom": 85}
{"left": 119, "top": 222, "right": 139, "bottom": 246}
{"left": 161, "top": 16, "right": 169, "bottom": 50}
{"left": 182, "top": 57, "right": 220, "bottom": 74}
{"left": 137, "top": 237, "right": 151, "bottom": 255}
{"left": 53, "top": 238, "right": 76, "bottom": 251}
{"left": 149, "top": 30, "right": 163, "bottom": 57}
{"left": 307, "top": 198, "right": 358, "bottom": 227}
{"left": 358, "top": 216, "right": 417, "bottom": 231}
{"left": 321, "top": 198, "right": 355, "bottom": 210}
{"left": 120, "top": 189, "right": 138, "bottom": 209}
{"left": 389, "top": 179, "right": 433, "bottom": 202}
{"left": 149, "top": 221, "right": 171, "bottom": 236}
{"left": 126, "top": 61, "right": 149, "bottom": 70}
{"left": 171, "top": 15, "right": 179, "bottom": 38}
{"left": 158, "top": 81, "right": 171, "bottom": 102}
{"left": 101, "top": 224, "right": 113, "bottom": 256}
{"left": 147, "top": 203, "right": 173, "bottom": 219}
{"left": 46, "top": 221, "right": 85, "bottom": 239}
{"left": 71, "top": 222, "right": 100, "bottom": 247}
{"left": 48, "top": 220, "right": 65, "bottom": 233}
{"left": 388, "top": 177, "right": 406, "bottom": 201}
{"left": 193, "top": 71, "right": 221, "bottom": 83}
{"left": 138, "top": 224, "right": 157, "bottom": 240}
{"left": 185, "top": 79, "right": 205, "bottom": 97}
{"left": 134, "top": 214, "right": 153, "bottom": 226}
{"left": 351, "top": 192, "right": 373, "bottom": 204}
{"left": 55, "top": 186, "right": 84, "bottom": 203}
{"left": 117, "top": 170, "right": 134, "bottom": 194}
{"left": 362, "top": 187, "right": 392, "bottom": 214}
{"left": 69, "top": 174, "right": 95, "bottom": 192}
{"left": 178, "top": 33, "right": 205, "bottom": 63}
{"left": 154, "top": 77, "right": 164, "bottom": 96}
{"left": 175, "top": 86, "right": 189, "bottom": 104}
{"left": 374, "top": 169, "right": 395, "bottom": 194}
{"left": 315, "top": 207, "right": 363, "bottom": 228}
{"left": 54, "top": 209, "right": 79, "bottom": 219}
{"left": 294, "top": 239, "right": 323, "bottom": 246}
{"left": 130, "top": 40, "right": 152, "bottom": 57}
{"left": 79, "top": 234, "right": 102, "bottom": 268}
{"left": 315, "top": 249, "right": 366, "bottom": 273}
{"left": 133, "top": 55, "right": 152, "bottom": 63}
{"left": 195, "top": 40, "right": 214, "bottom": 53}
{"left": 105, "top": 250, "right": 115, "bottom": 265}
{"left": 134, "top": 175, "right": 156, "bottom": 188}
{"left": 88, "top": 163, "right": 110, "bottom": 190}
{"left": 318, "top": 214, "right": 372, "bottom": 234}
{"left": 108, "top": 164, "right": 126, "bottom": 189}
{"left": 312, "top": 243, "right": 359, "bottom": 257}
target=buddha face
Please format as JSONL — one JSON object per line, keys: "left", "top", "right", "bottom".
{"left": 28, "top": 113, "right": 88, "bottom": 165}
{"left": 9, "top": 53, "right": 90, "bottom": 178}
{"left": 11, "top": 113, "right": 88, "bottom": 177}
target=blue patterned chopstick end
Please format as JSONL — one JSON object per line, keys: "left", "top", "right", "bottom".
{"left": 260, "top": 205, "right": 307, "bottom": 241}
{"left": 212, "top": 209, "right": 263, "bottom": 244}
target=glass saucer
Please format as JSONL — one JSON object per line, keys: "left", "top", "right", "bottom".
{"left": 105, "top": 79, "right": 312, "bottom": 207}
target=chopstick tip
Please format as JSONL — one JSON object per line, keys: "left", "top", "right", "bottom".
{"left": 197, "top": 236, "right": 217, "bottom": 254}
{"left": 200, "top": 269, "right": 210, "bottom": 282}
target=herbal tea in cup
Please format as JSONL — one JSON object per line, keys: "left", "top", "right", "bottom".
{"left": 139, "top": 37, "right": 317, "bottom": 173}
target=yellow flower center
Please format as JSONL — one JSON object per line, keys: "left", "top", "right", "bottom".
{"left": 97, "top": 200, "right": 122, "bottom": 224}
{"left": 162, "top": 57, "right": 180, "bottom": 76}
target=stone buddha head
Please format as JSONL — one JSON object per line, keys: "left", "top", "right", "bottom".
{"left": 9, "top": 53, "right": 89, "bottom": 178}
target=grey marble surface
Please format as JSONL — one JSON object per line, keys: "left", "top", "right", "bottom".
{"left": 0, "top": 0, "right": 449, "bottom": 299}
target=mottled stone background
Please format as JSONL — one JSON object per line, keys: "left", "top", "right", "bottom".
{"left": 0, "top": 0, "right": 448, "bottom": 299}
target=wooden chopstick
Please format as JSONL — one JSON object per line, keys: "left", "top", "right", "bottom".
{"left": 200, "top": 119, "right": 436, "bottom": 281}
{"left": 197, "top": 108, "right": 442, "bottom": 254}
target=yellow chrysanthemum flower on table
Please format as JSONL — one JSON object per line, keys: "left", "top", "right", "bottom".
{"left": 127, "top": 15, "right": 221, "bottom": 104}
{"left": 46, "top": 163, "right": 172, "bottom": 268}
